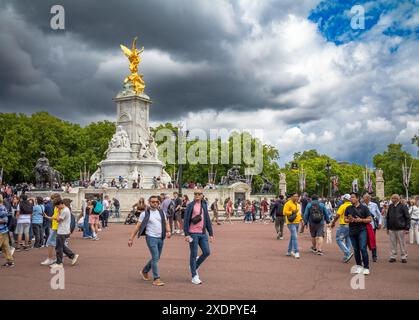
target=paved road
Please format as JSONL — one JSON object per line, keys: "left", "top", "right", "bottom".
{"left": 1, "top": 222, "right": 418, "bottom": 300}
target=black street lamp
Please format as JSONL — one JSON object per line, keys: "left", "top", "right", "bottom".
{"left": 325, "top": 160, "right": 332, "bottom": 198}
{"left": 175, "top": 127, "right": 189, "bottom": 196}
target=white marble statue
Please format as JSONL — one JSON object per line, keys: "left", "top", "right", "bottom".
{"left": 160, "top": 168, "right": 172, "bottom": 185}
{"left": 130, "top": 166, "right": 139, "bottom": 181}
{"left": 148, "top": 137, "right": 158, "bottom": 160}
{"left": 109, "top": 126, "right": 131, "bottom": 150}
{"left": 279, "top": 173, "right": 286, "bottom": 183}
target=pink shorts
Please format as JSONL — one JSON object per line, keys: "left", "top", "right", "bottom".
{"left": 89, "top": 215, "right": 100, "bottom": 225}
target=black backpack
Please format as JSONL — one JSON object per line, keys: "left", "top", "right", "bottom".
{"left": 210, "top": 203, "right": 215, "bottom": 211}
{"left": 19, "top": 200, "right": 33, "bottom": 215}
{"left": 310, "top": 202, "right": 323, "bottom": 223}
{"left": 167, "top": 201, "right": 176, "bottom": 217}
{"left": 275, "top": 202, "right": 284, "bottom": 217}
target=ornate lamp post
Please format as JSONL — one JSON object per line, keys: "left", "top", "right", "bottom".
{"left": 325, "top": 160, "right": 332, "bottom": 198}
{"left": 175, "top": 124, "right": 189, "bottom": 196}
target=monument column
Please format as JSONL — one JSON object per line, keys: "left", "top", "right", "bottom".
{"left": 375, "top": 169, "right": 385, "bottom": 200}
{"left": 279, "top": 173, "right": 287, "bottom": 196}
{"left": 113, "top": 90, "right": 152, "bottom": 156}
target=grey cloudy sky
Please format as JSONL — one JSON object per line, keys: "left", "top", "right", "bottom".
{"left": 0, "top": 0, "right": 418, "bottom": 165}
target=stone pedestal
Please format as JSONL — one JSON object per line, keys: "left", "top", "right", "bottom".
{"left": 92, "top": 84, "right": 170, "bottom": 188}
{"left": 279, "top": 173, "right": 287, "bottom": 196}
{"left": 375, "top": 169, "right": 385, "bottom": 200}
{"left": 114, "top": 90, "right": 151, "bottom": 156}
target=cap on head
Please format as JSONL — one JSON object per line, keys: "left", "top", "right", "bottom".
{"left": 343, "top": 194, "right": 351, "bottom": 201}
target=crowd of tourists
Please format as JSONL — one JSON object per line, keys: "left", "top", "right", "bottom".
{"left": 1, "top": 183, "right": 418, "bottom": 288}
{"left": 264, "top": 192, "right": 418, "bottom": 276}
{"left": 0, "top": 189, "right": 122, "bottom": 268}
{"left": 0, "top": 192, "right": 81, "bottom": 268}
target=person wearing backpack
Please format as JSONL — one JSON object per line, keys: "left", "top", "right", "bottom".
{"left": 160, "top": 194, "right": 174, "bottom": 234}
{"left": 271, "top": 195, "right": 285, "bottom": 240}
{"left": 101, "top": 195, "right": 110, "bottom": 229}
{"left": 112, "top": 198, "right": 120, "bottom": 219}
{"left": 15, "top": 194, "right": 33, "bottom": 251}
{"left": 0, "top": 197, "right": 15, "bottom": 267}
{"left": 210, "top": 198, "right": 221, "bottom": 225}
{"left": 303, "top": 194, "right": 331, "bottom": 256}
{"left": 128, "top": 195, "right": 171, "bottom": 286}
{"left": 89, "top": 200, "right": 101, "bottom": 240}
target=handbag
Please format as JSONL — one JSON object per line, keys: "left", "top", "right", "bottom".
{"left": 191, "top": 204, "right": 203, "bottom": 225}
{"left": 288, "top": 210, "right": 297, "bottom": 223}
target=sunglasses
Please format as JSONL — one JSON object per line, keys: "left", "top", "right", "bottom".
{"left": 194, "top": 192, "right": 203, "bottom": 196}
{"left": 150, "top": 200, "right": 160, "bottom": 204}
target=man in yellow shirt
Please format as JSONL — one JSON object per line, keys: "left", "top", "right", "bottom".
{"left": 283, "top": 193, "right": 302, "bottom": 259}
{"left": 41, "top": 194, "right": 61, "bottom": 265}
{"left": 330, "top": 194, "right": 353, "bottom": 263}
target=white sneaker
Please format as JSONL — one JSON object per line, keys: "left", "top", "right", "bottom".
{"left": 71, "top": 254, "right": 79, "bottom": 266}
{"left": 49, "top": 263, "right": 63, "bottom": 269}
{"left": 351, "top": 266, "right": 364, "bottom": 274}
{"left": 294, "top": 252, "right": 300, "bottom": 259}
{"left": 363, "top": 268, "right": 370, "bottom": 275}
{"left": 191, "top": 275, "right": 202, "bottom": 285}
{"left": 41, "top": 258, "right": 55, "bottom": 266}
{"left": 10, "top": 247, "right": 15, "bottom": 256}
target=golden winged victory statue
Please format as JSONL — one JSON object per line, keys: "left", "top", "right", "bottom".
{"left": 120, "top": 37, "right": 145, "bottom": 95}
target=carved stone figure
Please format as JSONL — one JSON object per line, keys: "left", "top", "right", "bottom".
{"left": 33, "top": 152, "right": 64, "bottom": 189}
{"left": 106, "top": 126, "right": 131, "bottom": 155}
{"left": 259, "top": 176, "right": 273, "bottom": 194}
{"left": 220, "top": 166, "right": 246, "bottom": 185}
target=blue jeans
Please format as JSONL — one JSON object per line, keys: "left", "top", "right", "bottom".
{"left": 83, "top": 214, "right": 92, "bottom": 238}
{"left": 336, "top": 225, "right": 352, "bottom": 257}
{"left": 245, "top": 212, "right": 252, "bottom": 221}
{"left": 350, "top": 229, "right": 369, "bottom": 269}
{"left": 143, "top": 236, "right": 164, "bottom": 280}
{"left": 287, "top": 224, "right": 299, "bottom": 254}
{"left": 189, "top": 233, "right": 211, "bottom": 277}
{"left": 114, "top": 206, "right": 120, "bottom": 218}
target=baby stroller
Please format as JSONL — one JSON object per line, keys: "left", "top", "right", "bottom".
{"left": 124, "top": 210, "right": 139, "bottom": 225}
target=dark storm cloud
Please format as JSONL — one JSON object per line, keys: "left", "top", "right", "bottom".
{"left": 0, "top": 0, "right": 305, "bottom": 123}
{"left": 0, "top": 0, "right": 309, "bottom": 124}
{"left": 4, "top": 0, "right": 242, "bottom": 61}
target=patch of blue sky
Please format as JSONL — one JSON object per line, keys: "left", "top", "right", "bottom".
{"left": 308, "top": 0, "right": 418, "bottom": 45}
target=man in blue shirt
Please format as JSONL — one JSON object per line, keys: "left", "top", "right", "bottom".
{"left": 304, "top": 194, "right": 331, "bottom": 255}
{"left": 43, "top": 197, "right": 54, "bottom": 247}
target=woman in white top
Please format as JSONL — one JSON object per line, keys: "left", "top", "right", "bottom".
{"left": 408, "top": 199, "right": 419, "bottom": 244}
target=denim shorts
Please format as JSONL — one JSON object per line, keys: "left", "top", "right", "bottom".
{"left": 309, "top": 223, "right": 325, "bottom": 238}
{"left": 46, "top": 230, "right": 57, "bottom": 247}
{"left": 15, "top": 223, "right": 30, "bottom": 235}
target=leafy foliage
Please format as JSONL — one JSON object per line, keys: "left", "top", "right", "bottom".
{"left": 0, "top": 113, "right": 417, "bottom": 197}
{"left": 0, "top": 112, "right": 115, "bottom": 183}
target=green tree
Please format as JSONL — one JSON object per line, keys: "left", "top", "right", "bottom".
{"left": 373, "top": 144, "right": 418, "bottom": 197}
{"left": 0, "top": 112, "right": 115, "bottom": 184}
